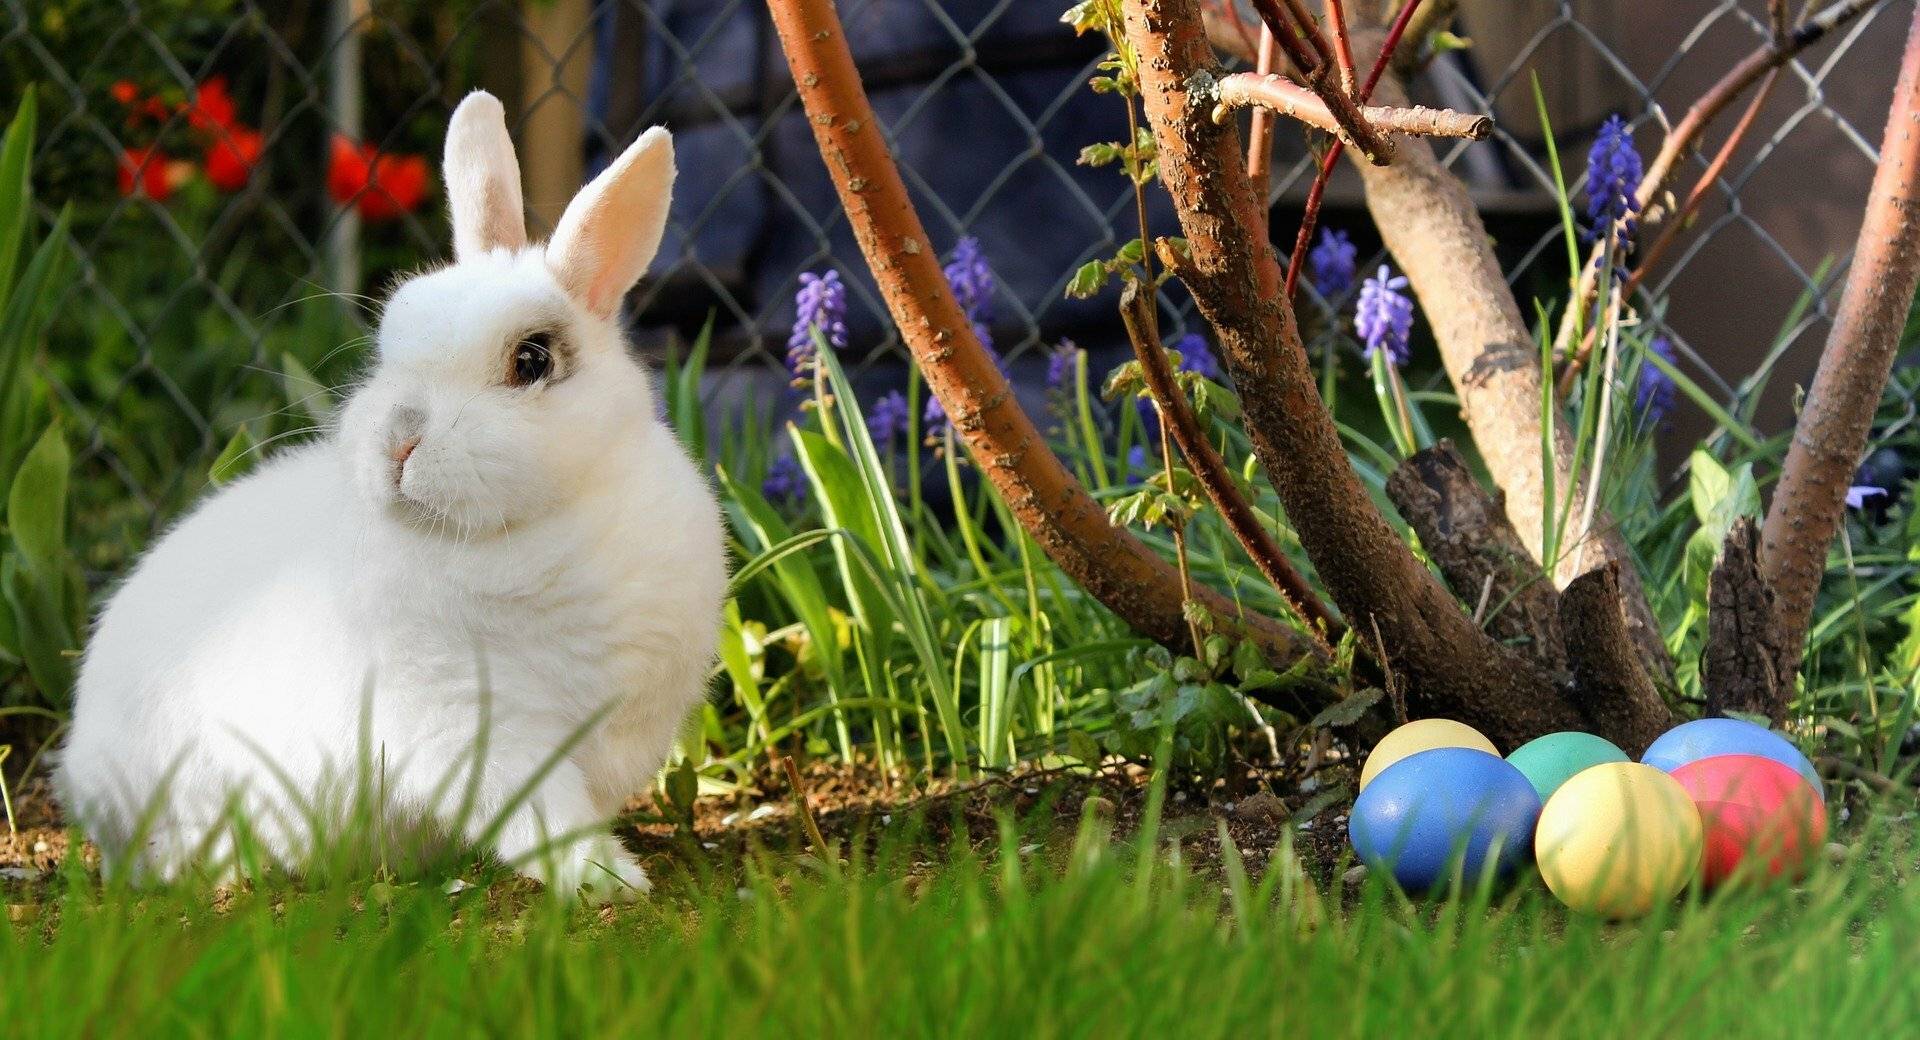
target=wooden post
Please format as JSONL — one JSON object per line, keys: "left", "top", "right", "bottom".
{"left": 518, "top": 0, "right": 594, "bottom": 234}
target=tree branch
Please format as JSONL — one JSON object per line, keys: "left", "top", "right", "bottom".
{"left": 1385, "top": 442, "right": 1566, "bottom": 675}
{"left": 1214, "top": 73, "right": 1490, "bottom": 139}
{"left": 1127, "top": 0, "right": 1583, "bottom": 748}
{"left": 1342, "top": 26, "right": 1673, "bottom": 682}
{"left": 1762, "top": 0, "right": 1920, "bottom": 668}
{"left": 1553, "top": 0, "right": 1886, "bottom": 367}
{"left": 1118, "top": 283, "right": 1345, "bottom": 649}
{"left": 1248, "top": 0, "right": 1395, "bottom": 163}
{"left": 1703, "top": 518, "right": 1794, "bottom": 721}
{"left": 765, "top": 0, "right": 1327, "bottom": 674}
{"left": 1558, "top": 565, "right": 1676, "bottom": 756}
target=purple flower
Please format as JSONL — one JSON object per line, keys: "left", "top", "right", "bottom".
{"left": 1636, "top": 336, "right": 1676, "bottom": 424}
{"left": 1174, "top": 332, "right": 1223, "bottom": 382}
{"left": 1585, "top": 115, "right": 1643, "bottom": 241}
{"left": 1846, "top": 485, "right": 1889, "bottom": 510}
{"left": 867, "top": 390, "right": 910, "bottom": 445}
{"left": 1047, "top": 339, "right": 1082, "bottom": 392}
{"left": 788, "top": 270, "right": 848, "bottom": 380}
{"left": 923, "top": 393, "right": 950, "bottom": 442}
{"left": 944, "top": 236, "right": 996, "bottom": 354}
{"left": 1354, "top": 265, "right": 1413, "bottom": 366}
{"left": 763, "top": 454, "right": 806, "bottom": 506}
{"left": 1308, "top": 227, "right": 1358, "bottom": 299}
{"left": 1126, "top": 443, "right": 1152, "bottom": 484}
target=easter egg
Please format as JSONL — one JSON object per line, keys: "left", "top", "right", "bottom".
{"left": 1670, "top": 754, "right": 1826, "bottom": 887}
{"left": 1506, "top": 731, "right": 1630, "bottom": 801}
{"left": 1348, "top": 747, "right": 1542, "bottom": 892}
{"left": 1641, "top": 718, "right": 1822, "bottom": 801}
{"left": 1359, "top": 718, "right": 1498, "bottom": 792}
{"left": 1535, "top": 762, "right": 1703, "bottom": 918}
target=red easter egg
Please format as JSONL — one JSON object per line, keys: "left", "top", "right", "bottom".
{"left": 1671, "top": 754, "right": 1826, "bottom": 886}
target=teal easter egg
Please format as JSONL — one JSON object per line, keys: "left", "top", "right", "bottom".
{"left": 1506, "top": 731, "right": 1630, "bottom": 801}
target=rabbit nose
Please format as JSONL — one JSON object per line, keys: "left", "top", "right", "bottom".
{"left": 389, "top": 436, "right": 421, "bottom": 467}
{"left": 386, "top": 405, "right": 426, "bottom": 475}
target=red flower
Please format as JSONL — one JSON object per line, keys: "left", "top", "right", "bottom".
{"left": 117, "top": 146, "right": 176, "bottom": 200}
{"left": 204, "top": 124, "right": 263, "bottom": 192}
{"left": 183, "top": 76, "right": 236, "bottom": 132}
{"left": 111, "top": 81, "right": 171, "bottom": 127}
{"left": 110, "top": 80, "right": 140, "bottom": 105}
{"left": 327, "top": 135, "right": 431, "bottom": 222}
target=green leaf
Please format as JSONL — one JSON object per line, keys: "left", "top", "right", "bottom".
{"left": 1066, "top": 260, "right": 1108, "bottom": 300}
{"left": 1308, "top": 687, "right": 1383, "bottom": 729}
{"left": 281, "top": 353, "right": 333, "bottom": 424}
{"left": 209, "top": 427, "right": 259, "bottom": 486}
{"left": 2, "top": 557, "right": 73, "bottom": 707}
{"left": 1688, "top": 450, "right": 1731, "bottom": 525}
{"left": 0, "top": 90, "right": 37, "bottom": 304}
{"left": 6, "top": 424, "right": 68, "bottom": 582}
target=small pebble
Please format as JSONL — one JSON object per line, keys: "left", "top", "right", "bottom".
{"left": 747, "top": 804, "right": 780, "bottom": 822}
{"left": 701, "top": 842, "right": 718, "bottom": 850}
{"left": 1018, "top": 843, "right": 1042, "bottom": 857}
{"left": 1299, "top": 777, "right": 1320, "bottom": 793}
{"left": 735, "top": 887, "right": 753, "bottom": 902}
{"left": 443, "top": 878, "right": 472, "bottom": 896}
{"left": 720, "top": 811, "right": 742, "bottom": 827}
{"left": 1342, "top": 864, "right": 1369, "bottom": 886}
{"left": 30, "top": 841, "right": 47, "bottom": 854}
{"left": 1825, "top": 842, "right": 1849, "bottom": 865}
{"left": 1230, "top": 790, "right": 1285, "bottom": 824}
{"left": 1083, "top": 795, "right": 1117, "bottom": 819}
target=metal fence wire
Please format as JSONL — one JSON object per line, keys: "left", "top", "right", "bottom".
{"left": 0, "top": 0, "right": 1906, "bottom": 544}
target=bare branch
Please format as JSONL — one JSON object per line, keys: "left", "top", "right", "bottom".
{"left": 1249, "top": 0, "right": 1395, "bottom": 163}
{"left": 765, "top": 0, "right": 1327, "bottom": 674}
{"left": 1118, "top": 284, "right": 1345, "bottom": 650}
{"left": 1126, "top": 0, "right": 1584, "bottom": 748}
{"left": 1215, "top": 73, "right": 1490, "bottom": 139}
{"left": 1559, "top": 565, "right": 1677, "bottom": 756}
{"left": 1763, "top": 0, "right": 1920, "bottom": 668}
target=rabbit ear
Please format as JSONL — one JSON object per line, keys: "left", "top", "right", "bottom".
{"left": 443, "top": 91, "right": 527, "bottom": 260}
{"left": 546, "top": 126, "right": 674, "bottom": 319}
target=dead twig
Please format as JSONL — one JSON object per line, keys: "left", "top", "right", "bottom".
{"left": 1214, "top": 73, "right": 1489, "bottom": 139}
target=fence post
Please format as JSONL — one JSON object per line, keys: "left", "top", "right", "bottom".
{"left": 326, "top": 0, "right": 367, "bottom": 299}
{"left": 518, "top": 0, "right": 593, "bottom": 234}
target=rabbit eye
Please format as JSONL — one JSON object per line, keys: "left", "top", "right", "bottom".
{"left": 509, "top": 332, "right": 555, "bottom": 386}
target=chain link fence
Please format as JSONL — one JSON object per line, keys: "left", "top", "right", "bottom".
{"left": 0, "top": 0, "right": 1905, "bottom": 559}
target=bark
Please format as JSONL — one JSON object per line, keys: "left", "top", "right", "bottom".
{"left": 765, "top": 0, "right": 1325, "bottom": 674}
{"left": 1703, "top": 518, "right": 1794, "bottom": 721}
{"left": 1386, "top": 442, "right": 1566, "bottom": 676}
{"left": 1762, "top": 0, "right": 1920, "bottom": 669}
{"left": 1126, "top": 0, "right": 1582, "bottom": 749}
{"left": 1346, "top": 32, "right": 1671, "bottom": 683}
{"left": 1214, "top": 73, "right": 1490, "bottom": 140}
{"left": 1558, "top": 565, "right": 1676, "bottom": 756}
{"left": 1118, "top": 285, "right": 1345, "bottom": 647}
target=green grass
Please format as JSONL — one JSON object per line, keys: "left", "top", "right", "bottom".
{"left": 1, "top": 805, "right": 1913, "bottom": 1037}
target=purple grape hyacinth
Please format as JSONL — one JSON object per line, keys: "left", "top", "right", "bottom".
{"left": 788, "top": 270, "right": 848, "bottom": 381}
{"left": 923, "top": 393, "right": 950, "bottom": 443}
{"left": 1636, "top": 336, "right": 1677, "bottom": 424}
{"left": 868, "top": 390, "right": 910, "bottom": 445}
{"left": 1355, "top": 265, "right": 1413, "bottom": 366}
{"left": 1047, "top": 339, "right": 1082, "bottom": 392}
{"left": 1174, "top": 332, "right": 1223, "bottom": 382}
{"left": 763, "top": 454, "right": 806, "bottom": 506}
{"left": 1585, "top": 115, "right": 1643, "bottom": 241}
{"left": 1308, "top": 227, "right": 1358, "bottom": 299}
{"left": 944, "top": 236, "right": 996, "bottom": 353}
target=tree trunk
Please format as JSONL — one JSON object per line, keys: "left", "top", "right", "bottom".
{"left": 1762, "top": 0, "right": 1920, "bottom": 669}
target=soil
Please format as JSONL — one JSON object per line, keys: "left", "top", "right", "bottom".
{"left": 0, "top": 755, "right": 1364, "bottom": 892}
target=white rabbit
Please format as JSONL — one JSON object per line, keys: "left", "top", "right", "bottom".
{"left": 54, "top": 91, "right": 727, "bottom": 901}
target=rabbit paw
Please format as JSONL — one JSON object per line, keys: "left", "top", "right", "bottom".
{"left": 533, "top": 837, "right": 650, "bottom": 904}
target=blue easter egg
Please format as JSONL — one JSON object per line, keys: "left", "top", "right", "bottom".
{"left": 1641, "top": 718, "right": 1823, "bottom": 802}
{"left": 1348, "top": 747, "right": 1543, "bottom": 891}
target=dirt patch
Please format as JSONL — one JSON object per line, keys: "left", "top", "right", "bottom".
{"left": 0, "top": 755, "right": 1364, "bottom": 890}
